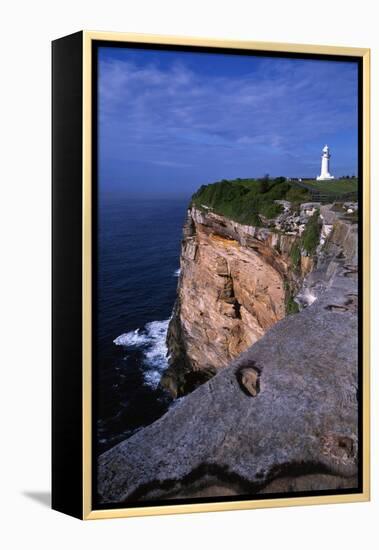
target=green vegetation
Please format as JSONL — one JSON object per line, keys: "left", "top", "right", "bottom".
{"left": 299, "top": 178, "right": 358, "bottom": 195}
{"left": 290, "top": 242, "right": 301, "bottom": 269}
{"left": 191, "top": 177, "right": 311, "bottom": 226}
{"left": 289, "top": 212, "right": 320, "bottom": 273}
{"left": 284, "top": 280, "right": 300, "bottom": 315}
{"left": 301, "top": 211, "right": 321, "bottom": 255}
{"left": 285, "top": 185, "right": 311, "bottom": 204}
{"left": 286, "top": 295, "right": 300, "bottom": 315}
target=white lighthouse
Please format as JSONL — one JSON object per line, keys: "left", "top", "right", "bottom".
{"left": 316, "top": 145, "right": 334, "bottom": 181}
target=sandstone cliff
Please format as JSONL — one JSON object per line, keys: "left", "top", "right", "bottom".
{"left": 98, "top": 202, "right": 359, "bottom": 503}
{"left": 162, "top": 204, "right": 316, "bottom": 397}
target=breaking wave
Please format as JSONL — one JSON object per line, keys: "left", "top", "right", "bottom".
{"left": 173, "top": 268, "right": 181, "bottom": 277}
{"left": 114, "top": 319, "right": 170, "bottom": 389}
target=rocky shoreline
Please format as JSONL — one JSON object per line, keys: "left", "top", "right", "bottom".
{"left": 97, "top": 198, "right": 358, "bottom": 504}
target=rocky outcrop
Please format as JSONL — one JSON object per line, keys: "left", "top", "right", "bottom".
{"left": 162, "top": 206, "right": 315, "bottom": 397}
{"left": 97, "top": 206, "right": 359, "bottom": 503}
{"left": 296, "top": 205, "right": 358, "bottom": 308}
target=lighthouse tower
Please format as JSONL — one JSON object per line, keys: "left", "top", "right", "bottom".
{"left": 317, "top": 145, "right": 334, "bottom": 181}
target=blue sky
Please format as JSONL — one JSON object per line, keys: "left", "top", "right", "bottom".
{"left": 98, "top": 46, "right": 358, "bottom": 198}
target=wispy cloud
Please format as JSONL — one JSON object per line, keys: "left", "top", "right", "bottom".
{"left": 98, "top": 48, "right": 358, "bottom": 195}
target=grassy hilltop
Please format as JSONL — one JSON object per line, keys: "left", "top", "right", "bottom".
{"left": 191, "top": 176, "right": 358, "bottom": 227}
{"left": 301, "top": 178, "right": 358, "bottom": 194}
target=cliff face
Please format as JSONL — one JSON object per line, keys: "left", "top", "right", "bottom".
{"left": 98, "top": 207, "right": 359, "bottom": 503}
{"left": 162, "top": 205, "right": 314, "bottom": 397}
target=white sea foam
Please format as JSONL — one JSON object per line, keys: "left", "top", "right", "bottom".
{"left": 173, "top": 268, "right": 181, "bottom": 277}
{"left": 114, "top": 319, "right": 170, "bottom": 389}
{"left": 113, "top": 328, "right": 149, "bottom": 347}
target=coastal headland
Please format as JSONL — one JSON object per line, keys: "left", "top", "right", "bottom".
{"left": 98, "top": 177, "right": 359, "bottom": 503}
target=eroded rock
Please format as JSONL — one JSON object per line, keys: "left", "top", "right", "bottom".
{"left": 237, "top": 365, "right": 261, "bottom": 397}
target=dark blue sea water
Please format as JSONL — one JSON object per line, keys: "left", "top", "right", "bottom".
{"left": 96, "top": 195, "right": 188, "bottom": 454}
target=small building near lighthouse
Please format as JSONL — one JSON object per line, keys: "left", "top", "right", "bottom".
{"left": 316, "top": 145, "right": 334, "bottom": 181}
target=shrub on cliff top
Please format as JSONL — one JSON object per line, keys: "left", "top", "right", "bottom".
{"left": 191, "top": 177, "right": 311, "bottom": 227}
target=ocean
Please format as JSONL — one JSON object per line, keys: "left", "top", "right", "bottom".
{"left": 96, "top": 195, "right": 189, "bottom": 454}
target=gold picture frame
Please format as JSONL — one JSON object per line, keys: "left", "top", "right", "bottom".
{"left": 52, "top": 31, "right": 370, "bottom": 520}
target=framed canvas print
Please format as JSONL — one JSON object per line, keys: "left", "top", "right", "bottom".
{"left": 52, "top": 31, "right": 370, "bottom": 520}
